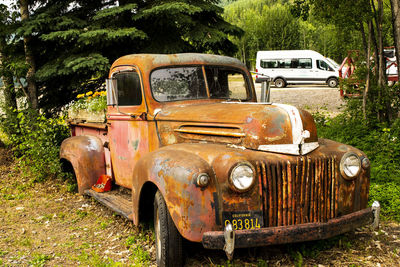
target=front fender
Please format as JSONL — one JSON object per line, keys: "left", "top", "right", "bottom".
{"left": 60, "top": 136, "right": 106, "bottom": 194}
{"left": 132, "top": 146, "right": 219, "bottom": 242}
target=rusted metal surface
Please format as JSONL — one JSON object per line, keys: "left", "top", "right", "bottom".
{"left": 202, "top": 207, "right": 374, "bottom": 249}
{"left": 60, "top": 135, "right": 106, "bottom": 194}
{"left": 61, "top": 53, "right": 372, "bottom": 247}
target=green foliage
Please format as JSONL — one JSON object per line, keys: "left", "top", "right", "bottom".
{"left": 28, "top": 253, "right": 52, "bottom": 267}
{"left": 224, "top": 0, "right": 300, "bottom": 67}
{"left": 3, "top": 0, "right": 241, "bottom": 114}
{"left": 0, "top": 109, "right": 69, "bottom": 182}
{"left": 315, "top": 110, "right": 400, "bottom": 221}
{"left": 125, "top": 232, "right": 153, "bottom": 266}
{"left": 369, "top": 182, "right": 400, "bottom": 221}
{"left": 69, "top": 90, "right": 107, "bottom": 114}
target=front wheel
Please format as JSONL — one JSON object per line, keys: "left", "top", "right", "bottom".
{"left": 154, "top": 190, "right": 183, "bottom": 267}
{"left": 327, "top": 78, "right": 338, "bottom": 88}
{"left": 274, "top": 78, "right": 286, "bottom": 88}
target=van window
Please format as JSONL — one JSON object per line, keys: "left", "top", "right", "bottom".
{"left": 261, "top": 58, "right": 311, "bottom": 69}
{"left": 317, "top": 60, "right": 334, "bottom": 71}
{"left": 261, "top": 59, "right": 278, "bottom": 68}
{"left": 279, "top": 59, "right": 291, "bottom": 68}
{"left": 114, "top": 71, "right": 142, "bottom": 105}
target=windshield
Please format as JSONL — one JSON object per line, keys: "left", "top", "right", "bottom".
{"left": 326, "top": 58, "right": 339, "bottom": 69}
{"left": 150, "top": 66, "right": 250, "bottom": 102}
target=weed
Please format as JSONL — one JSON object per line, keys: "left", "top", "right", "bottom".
{"left": 19, "top": 237, "right": 32, "bottom": 247}
{"left": 67, "top": 182, "right": 78, "bottom": 193}
{"left": 76, "top": 210, "right": 88, "bottom": 219}
{"left": 0, "top": 250, "right": 8, "bottom": 256}
{"left": 130, "top": 245, "right": 151, "bottom": 266}
{"left": 76, "top": 251, "right": 121, "bottom": 266}
{"left": 257, "top": 258, "right": 269, "bottom": 267}
{"left": 99, "top": 218, "right": 113, "bottom": 230}
{"left": 28, "top": 253, "right": 52, "bottom": 267}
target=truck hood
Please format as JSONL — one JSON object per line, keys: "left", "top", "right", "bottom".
{"left": 155, "top": 102, "right": 319, "bottom": 155}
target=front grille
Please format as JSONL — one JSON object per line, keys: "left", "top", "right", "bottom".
{"left": 257, "top": 156, "right": 338, "bottom": 227}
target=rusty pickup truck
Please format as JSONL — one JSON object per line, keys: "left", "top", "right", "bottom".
{"left": 60, "top": 53, "right": 380, "bottom": 266}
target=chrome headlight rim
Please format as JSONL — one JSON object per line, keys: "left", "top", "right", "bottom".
{"left": 229, "top": 162, "right": 255, "bottom": 192}
{"left": 340, "top": 152, "right": 361, "bottom": 180}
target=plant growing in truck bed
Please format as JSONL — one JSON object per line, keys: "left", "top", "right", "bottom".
{"left": 68, "top": 91, "right": 107, "bottom": 122}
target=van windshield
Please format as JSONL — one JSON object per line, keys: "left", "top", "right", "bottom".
{"left": 150, "top": 66, "right": 251, "bottom": 102}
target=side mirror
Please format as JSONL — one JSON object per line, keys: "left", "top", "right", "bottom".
{"left": 106, "top": 78, "right": 118, "bottom": 106}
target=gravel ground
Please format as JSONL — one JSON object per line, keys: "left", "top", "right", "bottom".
{"left": 255, "top": 84, "right": 346, "bottom": 116}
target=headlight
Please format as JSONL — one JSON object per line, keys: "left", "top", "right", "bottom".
{"left": 229, "top": 162, "right": 255, "bottom": 192}
{"left": 340, "top": 152, "right": 361, "bottom": 179}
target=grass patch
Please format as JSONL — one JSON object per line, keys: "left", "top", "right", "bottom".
{"left": 28, "top": 253, "right": 52, "bottom": 267}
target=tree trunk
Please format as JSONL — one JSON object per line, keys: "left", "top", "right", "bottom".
{"left": 390, "top": 0, "right": 400, "bottom": 82}
{"left": 0, "top": 39, "right": 18, "bottom": 115}
{"left": 363, "top": 21, "right": 372, "bottom": 120}
{"left": 19, "top": 0, "right": 38, "bottom": 110}
{"left": 360, "top": 22, "right": 368, "bottom": 58}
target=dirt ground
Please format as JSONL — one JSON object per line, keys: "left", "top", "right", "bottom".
{"left": 255, "top": 84, "right": 346, "bottom": 116}
{"left": 0, "top": 147, "right": 399, "bottom": 267}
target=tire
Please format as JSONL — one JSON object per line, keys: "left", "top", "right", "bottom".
{"left": 274, "top": 78, "right": 286, "bottom": 88}
{"left": 327, "top": 78, "right": 338, "bottom": 88}
{"left": 154, "top": 190, "right": 183, "bottom": 267}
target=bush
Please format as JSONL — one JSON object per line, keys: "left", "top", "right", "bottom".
{"left": 369, "top": 182, "right": 400, "bottom": 221}
{"left": 0, "top": 109, "right": 70, "bottom": 181}
{"left": 315, "top": 111, "right": 400, "bottom": 221}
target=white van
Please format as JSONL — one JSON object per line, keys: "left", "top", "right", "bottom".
{"left": 255, "top": 50, "right": 339, "bottom": 88}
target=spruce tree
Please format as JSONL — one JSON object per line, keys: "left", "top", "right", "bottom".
{"left": 12, "top": 0, "right": 241, "bottom": 112}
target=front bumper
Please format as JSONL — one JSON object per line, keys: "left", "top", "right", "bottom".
{"left": 202, "top": 206, "right": 378, "bottom": 250}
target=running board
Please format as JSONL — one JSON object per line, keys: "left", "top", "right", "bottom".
{"left": 84, "top": 189, "right": 133, "bottom": 221}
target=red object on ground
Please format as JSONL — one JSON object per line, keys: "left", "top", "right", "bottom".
{"left": 92, "top": 175, "right": 112, "bottom": 192}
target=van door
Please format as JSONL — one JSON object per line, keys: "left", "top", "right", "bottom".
{"left": 314, "top": 59, "right": 336, "bottom": 83}
{"left": 289, "top": 58, "right": 313, "bottom": 84}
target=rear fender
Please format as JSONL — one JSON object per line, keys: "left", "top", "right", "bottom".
{"left": 132, "top": 147, "right": 218, "bottom": 242}
{"left": 60, "top": 136, "right": 106, "bottom": 194}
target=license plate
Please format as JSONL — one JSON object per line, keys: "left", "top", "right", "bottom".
{"left": 222, "top": 211, "right": 263, "bottom": 230}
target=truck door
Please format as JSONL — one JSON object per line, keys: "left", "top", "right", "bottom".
{"left": 107, "top": 67, "right": 149, "bottom": 189}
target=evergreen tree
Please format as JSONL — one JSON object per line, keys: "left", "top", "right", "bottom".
{"left": 10, "top": 0, "right": 242, "bottom": 113}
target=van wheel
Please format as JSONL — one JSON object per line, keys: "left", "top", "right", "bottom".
{"left": 274, "top": 78, "right": 286, "bottom": 88}
{"left": 154, "top": 190, "right": 183, "bottom": 267}
{"left": 327, "top": 78, "right": 338, "bottom": 88}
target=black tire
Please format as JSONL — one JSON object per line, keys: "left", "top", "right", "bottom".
{"left": 154, "top": 190, "right": 183, "bottom": 267}
{"left": 327, "top": 77, "right": 338, "bottom": 88}
{"left": 274, "top": 78, "right": 286, "bottom": 88}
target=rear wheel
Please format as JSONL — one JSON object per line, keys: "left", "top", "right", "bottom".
{"left": 274, "top": 78, "right": 286, "bottom": 88}
{"left": 154, "top": 190, "right": 183, "bottom": 267}
{"left": 327, "top": 77, "right": 338, "bottom": 88}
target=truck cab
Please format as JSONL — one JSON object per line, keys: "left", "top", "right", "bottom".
{"left": 60, "top": 54, "right": 379, "bottom": 267}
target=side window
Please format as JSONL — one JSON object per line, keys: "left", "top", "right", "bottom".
{"left": 317, "top": 60, "right": 333, "bottom": 71}
{"left": 278, "top": 59, "right": 291, "bottom": 68}
{"left": 299, "top": 58, "right": 312, "bottom": 69}
{"left": 206, "top": 67, "right": 249, "bottom": 100}
{"left": 261, "top": 59, "right": 278, "bottom": 68}
{"left": 114, "top": 71, "right": 142, "bottom": 106}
